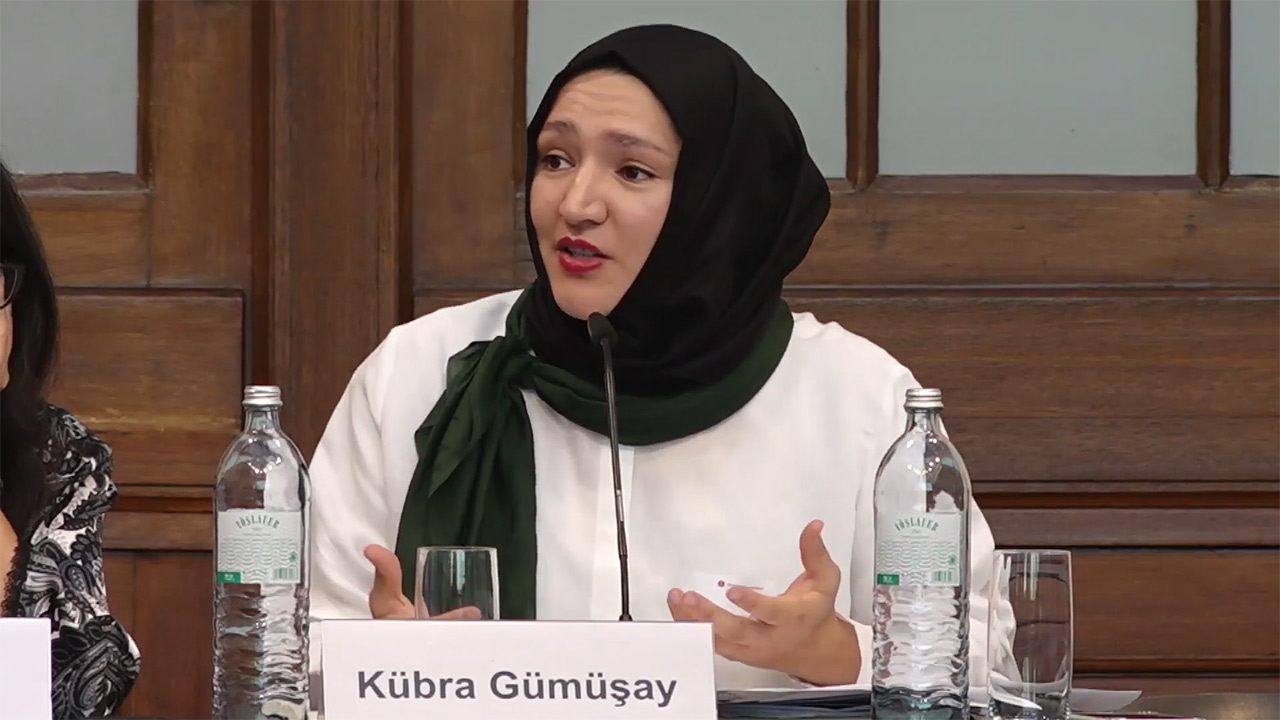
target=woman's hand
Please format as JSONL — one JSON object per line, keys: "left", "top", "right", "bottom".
{"left": 364, "top": 544, "right": 481, "bottom": 620}
{"left": 666, "top": 520, "right": 861, "bottom": 685}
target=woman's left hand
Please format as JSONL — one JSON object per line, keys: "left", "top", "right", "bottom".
{"left": 666, "top": 519, "right": 861, "bottom": 685}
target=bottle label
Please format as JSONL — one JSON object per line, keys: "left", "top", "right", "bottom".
{"left": 876, "top": 513, "right": 963, "bottom": 587}
{"left": 216, "top": 510, "right": 302, "bottom": 585}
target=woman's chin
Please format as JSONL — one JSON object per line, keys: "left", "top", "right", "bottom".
{"left": 549, "top": 285, "right": 619, "bottom": 322}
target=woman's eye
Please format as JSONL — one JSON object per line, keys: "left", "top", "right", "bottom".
{"left": 619, "top": 165, "right": 654, "bottom": 182}
{"left": 540, "top": 154, "right": 571, "bottom": 171}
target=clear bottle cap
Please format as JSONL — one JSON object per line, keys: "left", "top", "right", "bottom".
{"left": 242, "top": 385, "right": 283, "bottom": 409}
{"left": 905, "top": 387, "right": 943, "bottom": 410}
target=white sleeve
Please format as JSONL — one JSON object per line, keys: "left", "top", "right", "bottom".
{"left": 306, "top": 330, "right": 400, "bottom": 677}
{"left": 847, "top": 370, "right": 997, "bottom": 688}
{"left": 849, "top": 441, "right": 877, "bottom": 685}
{"left": 966, "top": 496, "right": 996, "bottom": 686}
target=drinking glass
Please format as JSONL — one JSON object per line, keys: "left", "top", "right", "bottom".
{"left": 987, "top": 549, "right": 1074, "bottom": 720}
{"left": 413, "top": 546, "right": 500, "bottom": 620}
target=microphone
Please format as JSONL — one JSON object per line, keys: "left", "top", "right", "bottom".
{"left": 587, "top": 312, "right": 632, "bottom": 622}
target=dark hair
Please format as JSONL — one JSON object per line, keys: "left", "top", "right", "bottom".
{"left": 1, "top": 160, "right": 59, "bottom": 538}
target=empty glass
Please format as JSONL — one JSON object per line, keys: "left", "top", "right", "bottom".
{"left": 987, "top": 549, "right": 1074, "bottom": 720}
{"left": 413, "top": 546, "right": 499, "bottom": 620}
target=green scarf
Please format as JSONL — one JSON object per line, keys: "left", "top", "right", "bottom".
{"left": 395, "top": 289, "right": 794, "bottom": 619}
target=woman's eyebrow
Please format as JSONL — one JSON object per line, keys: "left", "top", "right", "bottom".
{"left": 542, "top": 118, "right": 673, "bottom": 158}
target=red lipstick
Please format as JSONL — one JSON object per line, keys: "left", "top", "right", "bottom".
{"left": 555, "top": 237, "right": 606, "bottom": 274}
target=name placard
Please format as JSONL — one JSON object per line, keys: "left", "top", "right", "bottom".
{"left": 0, "top": 618, "right": 52, "bottom": 720}
{"left": 320, "top": 619, "right": 716, "bottom": 720}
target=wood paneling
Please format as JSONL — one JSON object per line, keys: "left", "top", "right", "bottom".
{"left": 103, "top": 553, "right": 139, "bottom": 717}
{"left": 1073, "top": 550, "right": 1280, "bottom": 664}
{"left": 266, "top": 0, "right": 403, "bottom": 458}
{"left": 98, "top": 426, "right": 231, "bottom": 487}
{"left": 104, "top": 512, "right": 212, "bottom": 552}
{"left": 147, "top": 0, "right": 255, "bottom": 287}
{"left": 23, "top": 189, "right": 149, "bottom": 287}
{"left": 1079, "top": 674, "right": 1280, "bottom": 695}
{"left": 952, "top": 417, "right": 1279, "bottom": 483}
{"left": 409, "top": 0, "right": 523, "bottom": 289}
{"left": 799, "top": 180, "right": 1279, "bottom": 286}
{"left": 787, "top": 292, "right": 1279, "bottom": 486}
{"left": 413, "top": 289, "right": 501, "bottom": 319}
{"left": 846, "top": 0, "right": 879, "bottom": 188}
{"left": 13, "top": 2, "right": 1269, "bottom": 716}
{"left": 1197, "top": 0, "right": 1231, "bottom": 188}
{"left": 103, "top": 554, "right": 137, "bottom": 635}
{"left": 50, "top": 292, "right": 243, "bottom": 485}
{"left": 986, "top": 507, "right": 1280, "bottom": 548}
{"left": 787, "top": 292, "right": 1278, "bottom": 418}
{"left": 125, "top": 553, "right": 213, "bottom": 720}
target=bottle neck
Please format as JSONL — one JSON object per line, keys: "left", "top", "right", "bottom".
{"left": 905, "top": 407, "right": 941, "bottom": 433}
{"left": 243, "top": 407, "right": 282, "bottom": 433}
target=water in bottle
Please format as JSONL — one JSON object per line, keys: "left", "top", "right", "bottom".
{"left": 872, "top": 388, "right": 972, "bottom": 719}
{"left": 213, "top": 385, "right": 310, "bottom": 720}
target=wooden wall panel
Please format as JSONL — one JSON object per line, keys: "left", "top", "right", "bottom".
{"left": 265, "top": 0, "right": 403, "bottom": 458}
{"left": 986, "top": 507, "right": 1280, "bottom": 548}
{"left": 123, "top": 553, "right": 213, "bottom": 720}
{"left": 846, "top": 0, "right": 879, "bottom": 188}
{"left": 103, "top": 553, "right": 139, "bottom": 717}
{"left": 1196, "top": 0, "right": 1231, "bottom": 188}
{"left": 23, "top": 188, "right": 149, "bottom": 287}
{"left": 786, "top": 292, "right": 1279, "bottom": 486}
{"left": 798, "top": 180, "right": 1279, "bottom": 287}
{"left": 1073, "top": 550, "right": 1280, "bottom": 665}
{"left": 410, "top": 0, "right": 524, "bottom": 289}
{"left": 105, "top": 512, "right": 212, "bottom": 552}
{"left": 1078, "top": 675, "right": 1280, "bottom": 696}
{"left": 50, "top": 293, "right": 244, "bottom": 485}
{"left": 146, "top": 0, "right": 255, "bottom": 287}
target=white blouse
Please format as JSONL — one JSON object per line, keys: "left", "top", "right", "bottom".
{"left": 307, "top": 290, "right": 995, "bottom": 690}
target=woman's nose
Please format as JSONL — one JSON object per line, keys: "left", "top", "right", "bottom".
{"left": 559, "top": 171, "right": 607, "bottom": 227}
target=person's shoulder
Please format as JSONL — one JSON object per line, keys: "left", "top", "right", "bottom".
{"left": 40, "top": 404, "right": 113, "bottom": 479}
{"left": 787, "top": 307, "right": 917, "bottom": 390}
{"left": 369, "top": 289, "right": 519, "bottom": 370}
{"left": 37, "top": 404, "right": 118, "bottom": 509}
{"left": 349, "top": 290, "right": 522, "bottom": 413}
{"left": 387, "top": 289, "right": 521, "bottom": 349}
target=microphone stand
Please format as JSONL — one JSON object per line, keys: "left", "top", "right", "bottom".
{"left": 588, "top": 313, "right": 632, "bottom": 622}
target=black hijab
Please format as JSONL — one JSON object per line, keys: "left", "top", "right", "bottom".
{"left": 523, "top": 24, "right": 830, "bottom": 397}
{"left": 396, "top": 25, "right": 831, "bottom": 618}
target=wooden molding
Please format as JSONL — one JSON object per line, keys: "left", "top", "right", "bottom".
{"left": 13, "top": 173, "right": 147, "bottom": 193}
{"left": 987, "top": 507, "right": 1280, "bottom": 548}
{"left": 1196, "top": 0, "right": 1231, "bottom": 188}
{"left": 846, "top": 0, "right": 879, "bottom": 189}
{"left": 1077, "top": 659, "right": 1280, "bottom": 675}
{"left": 265, "top": 0, "right": 404, "bottom": 457}
{"left": 409, "top": 0, "right": 523, "bottom": 291}
{"left": 978, "top": 490, "right": 1279, "bottom": 510}
{"left": 104, "top": 512, "right": 212, "bottom": 551}
{"left": 802, "top": 180, "right": 1279, "bottom": 287}
{"left": 870, "top": 175, "right": 1204, "bottom": 193}
{"left": 512, "top": 0, "right": 529, "bottom": 188}
{"left": 146, "top": 0, "right": 256, "bottom": 288}
{"left": 24, "top": 188, "right": 150, "bottom": 287}
{"left": 136, "top": 0, "right": 155, "bottom": 183}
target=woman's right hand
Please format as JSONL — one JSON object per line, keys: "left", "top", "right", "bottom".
{"left": 364, "top": 544, "right": 415, "bottom": 619}
{"left": 363, "top": 544, "right": 482, "bottom": 620}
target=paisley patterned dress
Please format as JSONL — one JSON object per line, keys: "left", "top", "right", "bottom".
{"left": 2, "top": 405, "right": 141, "bottom": 718}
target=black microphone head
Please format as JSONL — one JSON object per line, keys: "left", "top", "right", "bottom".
{"left": 586, "top": 312, "right": 618, "bottom": 348}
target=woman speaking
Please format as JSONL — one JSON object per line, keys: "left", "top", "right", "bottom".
{"left": 308, "top": 24, "right": 995, "bottom": 689}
